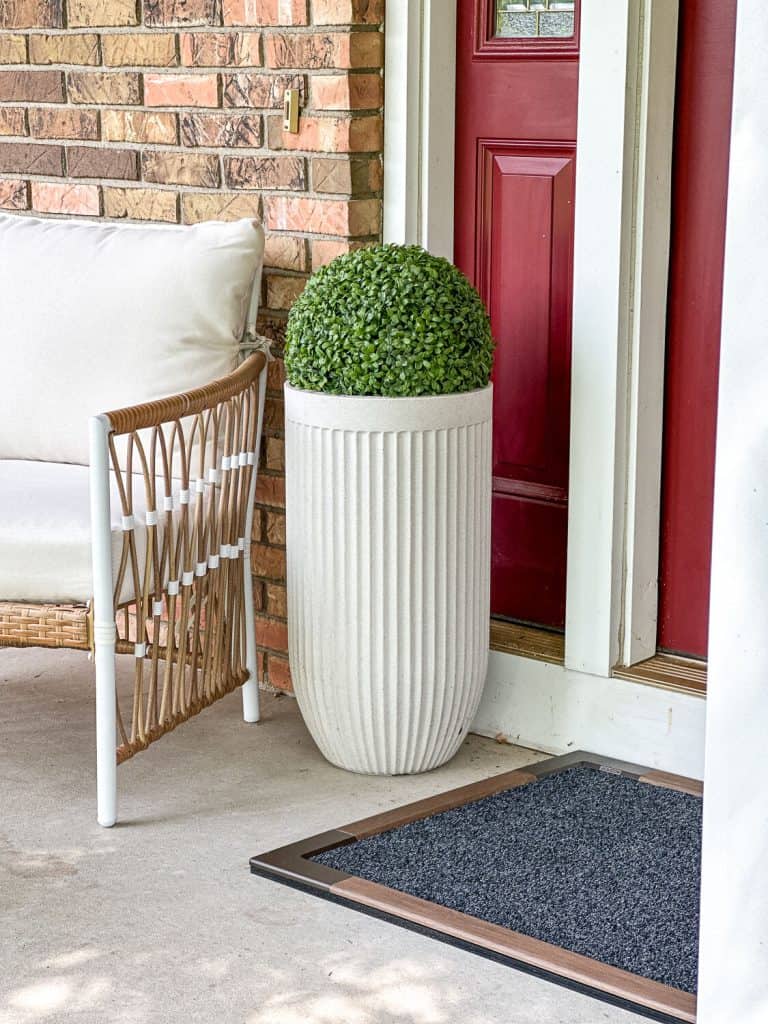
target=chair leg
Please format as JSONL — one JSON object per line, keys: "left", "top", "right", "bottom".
{"left": 95, "top": 641, "right": 117, "bottom": 827}
{"left": 241, "top": 366, "right": 267, "bottom": 726}
{"left": 90, "top": 413, "right": 118, "bottom": 827}
{"left": 241, "top": 561, "right": 260, "bottom": 724}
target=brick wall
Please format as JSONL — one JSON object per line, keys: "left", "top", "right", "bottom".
{"left": 0, "top": 0, "right": 384, "bottom": 693}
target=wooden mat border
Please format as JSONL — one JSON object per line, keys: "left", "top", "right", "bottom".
{"left": 250, "top": 751, "right": 701, "bottom": 1024}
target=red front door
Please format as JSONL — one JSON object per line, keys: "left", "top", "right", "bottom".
{"left": 657, "top": 0, "right": 737, "bottom": 658}
{"left": 454, "top": 0, "right": 579, "bottom": 629}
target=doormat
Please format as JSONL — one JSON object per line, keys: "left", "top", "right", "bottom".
{"left": 250, "top": 752, "right": 701, "bottom": 1024}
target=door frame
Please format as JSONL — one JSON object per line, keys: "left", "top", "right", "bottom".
{"left": 383, "top": 0, "right": 679, "bottom": 676}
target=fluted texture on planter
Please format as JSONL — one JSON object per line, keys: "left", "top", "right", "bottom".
{"left": 285, "top": 385, "right": 492, "bottom": 775}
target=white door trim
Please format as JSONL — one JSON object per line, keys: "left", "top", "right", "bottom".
{"left": 475, "top": 650, "right": 705, "bottom": 779}
{"left": 383, "top": 0, "right": 679, "bottom": 679}
{"left": 566, "top": 0, "right": 679, "bottom": 675}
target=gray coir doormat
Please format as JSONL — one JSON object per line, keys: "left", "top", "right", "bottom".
{"left": 251, "top": 752, "right": 701, "bottom": 1024}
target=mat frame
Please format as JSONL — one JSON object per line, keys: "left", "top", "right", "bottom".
{"left": 250, "top": 751, "right": 701, "bottom": 1024}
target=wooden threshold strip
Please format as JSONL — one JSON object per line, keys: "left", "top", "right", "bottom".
{"left": 613, "top": 653, "right": 707, "bottom": 697}
{"left": 490, "top": 619, "right": 565, "bottom": 664}
{"left": 251, "top": 751, "right": 699, "bottom": 1024}
{"left": 489, "top": 623, "right": 706, "bottom": 701}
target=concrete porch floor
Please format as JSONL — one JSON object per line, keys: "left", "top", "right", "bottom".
{"left": 0, "top": 649, "right": 649, "bottom": 1024}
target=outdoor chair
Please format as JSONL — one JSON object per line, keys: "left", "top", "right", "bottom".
{"left": 0, "top": 213, "right": 268, "bottom": 826}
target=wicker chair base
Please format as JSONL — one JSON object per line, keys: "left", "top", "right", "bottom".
{"left": 0, "top": 601, "right": 90, "bottom": 650}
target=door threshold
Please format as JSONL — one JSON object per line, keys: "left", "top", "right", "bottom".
{"left": 490, "top": 620, "right": 565, "bottom": 666}
{"left": 613, "top": 654, "right": 707, "bottom": 697}
{"left": 489, "top": 624, "right": 707, "bottom": 699}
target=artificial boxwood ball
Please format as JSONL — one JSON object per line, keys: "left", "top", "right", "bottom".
{"left": 285, "top": 244, "right": 494, "bottom": 397}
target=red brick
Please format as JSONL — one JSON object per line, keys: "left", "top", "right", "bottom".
{"left": 0, "top": 178, "right": 28, "bottom": 209}
{"left": 310, "top": 238, "right": 358, "bottom": 267}
{"left": 0, "top": 34, "right": 26, "bottom": 62}
{"left": 265, "top": 436, "right": 285, "bottom": 470}
{"left": 268, "top": 112, "right": 382, "bottom": 153}
{"left": 0, "top": 142, "right": 63, "bottom": 175}
{"left": 67, "top": 71, "right": 141, "bottom": 105}
{"left": 267, "top": 653, "right": 292, "bottom": 691}
{"left": 180, "top": 31, "right": 261, "bottom": 67}
{"left": 145, "top": 73, "right": 219, "bottom": 107}
{"left": 103, "top": 186, "right": 179, "bottom": 222}
{"left": 223, "top": 71, "right": 301, "bottom": 108}
{"left": 252, "top": 542, "right": 286, "bottom": 579}
{"left": 265, "top": 581, "right": 286, "bottom": 617}
{"left": 266, "top": 356, "right": 286, "bottom": 390}
{"left": 368, "top": 154, "right": 382, "bottom": 190}
{"left": 224, "top": 154, "right": 305, "bottom": 190}
{"left": 255, "top": 471, "right": 285, "bottom": 507}
{"left": 265, "top": 273, "right": 305, "bottom": 309}
{"left": 0, "top": 108, "right": 26, "bottom": 137}
{"left": 265, "top": 509, "right": 286, "bottom": 545}
{"left": 263, "top": 235, "right": 306, "bottom": 272}
{"left": 255, "top": 614, "right": 288, "bottom": 652}
{"left": 223, "top": 0, "right": 307, "bottom": 26}
{"left": 28, "top": 108, "right": 99, "bottom": 141}
{"left": 262, "top": 394, "right": 284, "bottom": 429}
{"left": 181, "top": 190, "right": 261, "bottom": 222}
{"left": 0, "top": 70, "right": 64, "bottom": 103}
{"left": 31, "top": 180, "right": 99, "bottom": 215}
{"left": 142, "top": 150, "right": 220, "bottom": 187}
{"left": 68, "top": 0, "right": 138, "bottom": 26}
{"left": 144, "top": 0, "right": 219, "bottom": 26}
{"left": 313, "top": 0, "right": 383, "bottom": 24}
{"left": 181, "top": 111, "right": 260, "bottom": 147}
{"left": 251, "top": 509, "right": 264, "bottom": 543}
{"left": 311, "top": 237, "right": 348, "bottom": 267}
{"left": 102, "top": 109, "right": 178, "bottom": 145}
{"left": 311, "top": 155, "right": 379, "bottom": 195}
{"left": 28, "top": 33, "right": 100, "bottom": 64}
{"left": 264, "top": 195, "right": 379, "bottom": 236}
{"left": 254, "top": 650, "right": 265, "bottom": 681}
{"left": 257, "top": 320, "right": 287, "bottom": 349}
{"left": 0, "top": 1, "right": 63, "bottom": 29}
{"left": 102, "top": 33, "right": 177, "bottom": 67}
{"left": 265, "top": 31, "right": 382, "bottom": 70}
{"left": 311, "top": 72, "right": 381, "bottom": 110}
{"left": 67, "top": 146, "right": 139, "bottom": 180}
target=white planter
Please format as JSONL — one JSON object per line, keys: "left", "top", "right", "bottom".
{"left": 284, "top": 383, "right": 493, "bottom": 775}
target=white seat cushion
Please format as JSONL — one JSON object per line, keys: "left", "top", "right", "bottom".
{"left": 0, "top": 460, "right": 150, "bottom": 604}
{"left": 0, "top": 214, "right": 264, "bottom": 466}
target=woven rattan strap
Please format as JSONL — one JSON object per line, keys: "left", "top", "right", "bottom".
{"left": 0, "top": 602, "right": 90, "bottom": 650}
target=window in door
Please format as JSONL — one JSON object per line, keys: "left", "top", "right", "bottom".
{"left": 495, "top": 0, "right": 575, "bottom": 38}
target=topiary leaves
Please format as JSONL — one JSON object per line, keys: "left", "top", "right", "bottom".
{"left": 284, "top": 244, "right": 495, "bottom": 397}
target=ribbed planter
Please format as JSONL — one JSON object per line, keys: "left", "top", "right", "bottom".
{"left": 284, "top": 383, "right": 492, "bottom": 775}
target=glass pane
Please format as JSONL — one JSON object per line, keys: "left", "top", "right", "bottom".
{"left": 495, "top": 0, "right": 575, "bottom": 39}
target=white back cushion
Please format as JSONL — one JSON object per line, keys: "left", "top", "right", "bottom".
{"left": 0, "top": 214, "right": 264, "bottom": 465}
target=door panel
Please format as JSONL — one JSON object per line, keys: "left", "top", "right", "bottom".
{"left": 657, "top": 0, "right": 737, "bottom": 658}
{"left": 455, "top": 0, "right": 578, "bottom": 628}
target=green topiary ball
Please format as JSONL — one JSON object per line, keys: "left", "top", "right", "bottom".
{"left": 284, "top": 244, "right": 494, "bottom": 397}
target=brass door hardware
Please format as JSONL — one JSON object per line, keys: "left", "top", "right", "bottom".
{"left": 283, "top": 88, "right": 300, "bottom": 134}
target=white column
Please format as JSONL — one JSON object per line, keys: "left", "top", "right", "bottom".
{"left": 697, "top": 10, "right": 768, "bottom": 1023}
